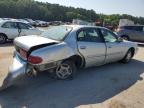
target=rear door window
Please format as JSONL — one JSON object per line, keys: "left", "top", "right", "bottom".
{"left": 77, "top": 28, "right": 103, "bottom": 42}
{"left": 18, "top": 22, "right": 32, "bottom": 29}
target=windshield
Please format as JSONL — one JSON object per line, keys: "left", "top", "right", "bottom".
{"left": 40, "top": 26, "right": 72, "bottom": 41}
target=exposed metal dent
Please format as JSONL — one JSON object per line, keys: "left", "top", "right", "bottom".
{"left": 29, "top": 42, "right": 76, "bottom": 65}
{"left": 28, "top": 42, "right": 58, "bottom": 55}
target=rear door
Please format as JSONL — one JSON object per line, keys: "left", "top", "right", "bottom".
{"left": 1, "top": 21, "right": 19, "bottom": 39}
{"left": 77, "top": 28, "right": 106, "bottom": 67}
{"left": 18, "top": 22, "right": 35, "bottom": 36}
{"left": 100, "top": 28, "right": 126, "bottom": 63}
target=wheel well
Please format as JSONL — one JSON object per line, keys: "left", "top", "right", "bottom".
{"left": 129, "top": 47, "right": 135, "bottom": 57}
{"left": 0, "top": 33, "right": 8, "bottom": 39}
{"left": 65, "top": 55, "right": 84, "bottom": 68}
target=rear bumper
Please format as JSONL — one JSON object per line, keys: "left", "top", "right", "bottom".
{"left": 0, "top": 53, "right": 59, "bottom": 91}
{"left": 0, "top": 54, "right": 30, "bottom": 90}
{"left": 9, "top": 54, "right": 28, "bottom": 79}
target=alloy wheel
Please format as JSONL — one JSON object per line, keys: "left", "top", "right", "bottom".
{"left": 56, "top": 63, "right": 72, "bottom": 79}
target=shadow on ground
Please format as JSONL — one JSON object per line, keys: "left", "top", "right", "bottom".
{"left": 0, "top": 59, "right": 143, "bottom": 108}
{"left": 0, "top": 41, "right": 13, "bottom": 47}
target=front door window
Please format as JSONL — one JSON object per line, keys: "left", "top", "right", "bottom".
{"left": 101, "top": 29, "right": 117, "bottom": 42}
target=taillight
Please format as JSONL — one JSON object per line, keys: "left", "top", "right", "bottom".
{"left": 19, "top": 49, "right": 27, "bottom": 59}
{"left": 28, "top": 55, "right": 43, "bottom": 64}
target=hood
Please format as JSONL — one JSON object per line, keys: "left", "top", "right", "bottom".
{"left": 14, "top": 35, "right": 59, "bottom": 51}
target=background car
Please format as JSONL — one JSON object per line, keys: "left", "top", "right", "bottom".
{"left": 35, "top": 20, "right": 48, "bottom": 27}
{"left": 0, "top": 20, "right": 43, "bottom": 43}
{"left": 16, "top": 19, "right": 30, "bottom": 24}
{"left": 24, "top": 18, "right": 37, "bottom": 26}
{"left": 117, "top": 25, "right": 144, "bottom": 42}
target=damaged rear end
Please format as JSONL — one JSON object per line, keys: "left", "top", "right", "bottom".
{"left": 0, "top": 53, "right": 28, "bottom": 90}
{"left": 0, "top": 36, "right": 58, "bottom": 90}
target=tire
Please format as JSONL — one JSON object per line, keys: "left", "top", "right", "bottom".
{"left": 121, "top": 50, "right": 133, "bottom": 63}
{"left": 55, "top": 60, "right": 77, "bottom": 80}
{"left": 0, "top": 34, "right": 7, "bottom": 44}
{"left": 121, "top": 35, "right": 129, "bottom": 41}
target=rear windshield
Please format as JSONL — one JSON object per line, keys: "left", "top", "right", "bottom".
{"left": 40, "top": 26, "right": 72, "bottom": 41}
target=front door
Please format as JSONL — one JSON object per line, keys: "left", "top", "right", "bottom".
{"left": 100, "top": 28, "right": 126, "bottom": 63}
{"left": 77, "top": 28, "right": 106, "bottom": 67}
{"left": 18, "top": 22, "right": 34, "bottom": 36}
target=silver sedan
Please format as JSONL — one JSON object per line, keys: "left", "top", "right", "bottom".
{"left": 1, "top": 25, "right": 138, "bottom": 90}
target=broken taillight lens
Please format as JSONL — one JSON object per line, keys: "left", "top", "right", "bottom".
{"left": 19, "top": 49, "right": 27, "bottom": 59}
{"left": 19, "top": 48, "right": 42, "bottom": 64}
{"left": 28, "top": 55, "right": 43, "bottom": 64}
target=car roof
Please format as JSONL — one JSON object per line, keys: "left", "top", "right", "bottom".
{"left": 0, "top": 19, "right": 30, "bottom": 24}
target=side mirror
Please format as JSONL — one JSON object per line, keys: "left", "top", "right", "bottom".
{"left": 117, "top": 37, "right": 123, "bottom": 42}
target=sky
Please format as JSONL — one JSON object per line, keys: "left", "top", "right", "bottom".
{"left": 35, "top": 0, "right": 144, "bottom": 17}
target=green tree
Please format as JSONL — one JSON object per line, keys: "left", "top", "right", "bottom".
{"left": 0, "top": 0, "right": 144, "bottom": 26}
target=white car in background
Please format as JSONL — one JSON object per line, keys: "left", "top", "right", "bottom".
{"left": 35, "top": 20, "right": 48, "bottom": 27}
{"left": 16, "top": 19, "right": 30, "bottom": 24}
{"left": 0, "top": 20, "right": 43, "bottom": 44}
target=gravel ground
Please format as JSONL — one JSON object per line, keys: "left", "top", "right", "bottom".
{"left": 0, "top": 43, "right": 144, "bottom": 108}
{"left": 0, "top": 43, "right": 14, "bottom": 86}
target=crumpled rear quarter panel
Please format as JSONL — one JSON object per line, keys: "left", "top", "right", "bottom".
{"left": 30, "top": 42, "right": 75, "bottom": 65}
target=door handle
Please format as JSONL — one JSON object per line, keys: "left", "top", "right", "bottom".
{"left": 80, "top": 46, "right": 86, "bottom": 49}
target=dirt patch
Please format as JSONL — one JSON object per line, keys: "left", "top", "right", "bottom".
{"left": 0, "top": 52, "right": 13, "bottom": 59}
{"left": 0, "top": 46, "right": 14, "bottom": 86}
{"left": 108, "top": 100, "right": 127, "bottom": 108}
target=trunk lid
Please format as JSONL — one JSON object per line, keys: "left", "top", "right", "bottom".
{"left": 14, "top": 35, "right": 58, "bottom": 51}
{"left": 14, "top": 35, "right": 58, "bottom": 60}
